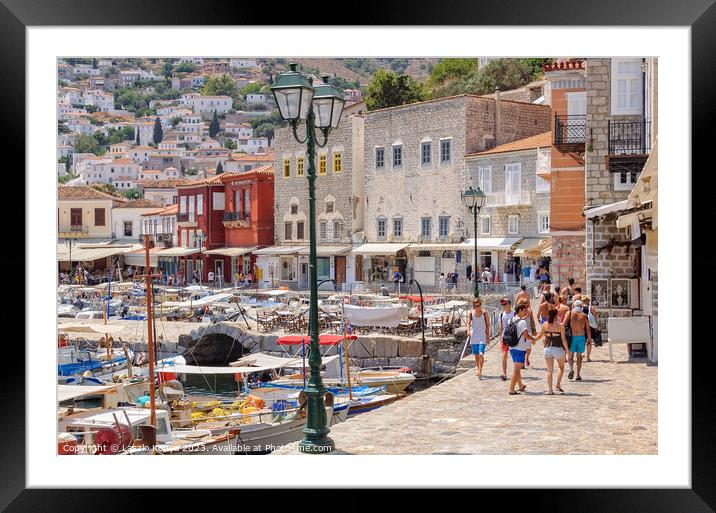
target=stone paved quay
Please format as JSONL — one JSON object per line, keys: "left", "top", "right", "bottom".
{"left": 273, "top": 343, "right": 657, "bottom": 455}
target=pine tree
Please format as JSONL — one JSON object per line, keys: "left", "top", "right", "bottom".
{"left": 209, "top": 111, "right": 220, "bottom": 139}
{"left": 215, "top": 161, "right": 224, "bottom": 175}
{"left": 152, "top": 117, "right": 163, "bottom": 145}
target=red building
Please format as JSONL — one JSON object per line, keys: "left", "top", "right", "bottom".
{"left": 176, "top": 166, "right": 274, "bottom": 286}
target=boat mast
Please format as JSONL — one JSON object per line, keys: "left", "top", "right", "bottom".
{"left": 105, "top": 259, "right": 112, "bottom": 359}
{"left": 340, "top": 298, "right": 353, "bottom": 401}
{"left": 143, "top": 234, "right": 157, "bottom": 428}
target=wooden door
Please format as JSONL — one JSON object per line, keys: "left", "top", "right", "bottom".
{"left": 335, "top": 256, "right": 346, "bottom": 285}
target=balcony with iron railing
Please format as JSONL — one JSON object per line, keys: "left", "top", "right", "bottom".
{"left": 608, "top": 119, "right": 651, "bottom": 175}
{"left": 222, "top": 211, "right": 251, "bottom": 228}
{"left": 485, "top": 190, "right": 532, "bottom": 208}
{"left": 553, "top": 114, "right": 586, "bottom": 152}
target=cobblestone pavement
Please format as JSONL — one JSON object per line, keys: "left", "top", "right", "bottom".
{"left": 274, "top": 342, "right": 657, "bottom": 455}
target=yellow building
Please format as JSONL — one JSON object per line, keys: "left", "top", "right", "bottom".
{"left": 58, "top": 185, "right": 126, "bottom": 240}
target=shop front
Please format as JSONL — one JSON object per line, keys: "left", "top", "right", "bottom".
{"left": 459, "top": 237, "right": 521, "bottom": 283}
{"left": 204, "top": 246, "right": 257, "bottom": 286}
{"left": 253, "top": 246, "right": 306, "bottom": 289}
{"left": 351, "top": 243, "right": 411, "bottom": 284}
{"left": 296, "top": 246, "right": 352, "bottom": 289}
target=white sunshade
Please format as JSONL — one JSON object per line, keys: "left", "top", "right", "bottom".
{"left": 203, "top": 247, "right": 258, "bottom": 257}
{"left": 297, "top": 246, "right": 351, "bottom": 256}
{"left": 58, "top": 322, "right": 129, "bottom": 335}
{"left": 583, "top": 200, "right": 630, "bottom": 219}
{"left": 351, "top": 243, "right": 411, "bottom": 255}
{"left": 157, "top": 247, "right": 204, "bottom": 257}
{"left": 156, "top": 353, "right": 341, "bottom": 375}
{"left": 58, "top": 384, "right": 119, "bottom": 402}
{"left": 512, "top": 238, "right": 547, "bottom": 257}
{"left": 57, "top": 245, "right": 134, "bottom": 262}
{"left": 407, "top": 243, "right": 464, "bottom": 250}
{"left": 253, "top": 246, "right": 307, "bottom": 256}
{"left": 459, "top": 238, "right": 521, "bottom": 251}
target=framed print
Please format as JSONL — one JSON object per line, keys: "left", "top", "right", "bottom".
{"left": 2, "top": 0, "right": 712, "bottom": 510}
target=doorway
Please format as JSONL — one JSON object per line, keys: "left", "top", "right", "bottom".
{"left": 335, "top": 256, "right": 346, "bottom": 285}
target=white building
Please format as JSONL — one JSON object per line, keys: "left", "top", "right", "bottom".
{"left": 246, "top": 93, "right": 267, "bottom": 105}
{"left": 188, "top": 95, "right": 233, "bottom": 118}
{"left": 82, "top": 90, "right": 115, "bottom": 112}
{"left": 112, "top": 199, "right": 164, "bottom": 242}
{"left": 79, "top": 158, "right": 141, "bottom": 185}
{"left": 230, "top": 59, "right": 258, "bottom": 69}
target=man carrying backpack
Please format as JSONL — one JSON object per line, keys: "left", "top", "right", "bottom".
{"left": 561, "top": 277, "right": 576, "bottom": 309}
{"left": 504, "top": 302, "right": 536, "bottom": 395}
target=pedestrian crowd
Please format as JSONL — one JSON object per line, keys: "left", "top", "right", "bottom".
{"left": 466, "top": 276, "right": 603, "bottom": 396}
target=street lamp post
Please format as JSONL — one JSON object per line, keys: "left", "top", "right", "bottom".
{"left": 196, "top": 233, "right": 206, "bottom": 284}
{"left": 272, "top": 64, "right": 345, "bottom": 454}
{"left": 461, "top": 186, "right": 487, "bottom": 298}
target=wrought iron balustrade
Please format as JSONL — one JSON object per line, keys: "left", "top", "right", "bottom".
{"left": 608, "top": 119, "right": 651, "bottom": 155}
{"left": 554, "top": 114, "right": 586, "bottom": 146}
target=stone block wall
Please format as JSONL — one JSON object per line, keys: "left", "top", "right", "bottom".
{"left": 273, "top": 114, "right": 363, "bottom": 246}
{"left": 551, "top": 233, "right": 586, "bottom": 287}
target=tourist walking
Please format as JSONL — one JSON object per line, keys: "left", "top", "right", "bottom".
{"left": 498, "top": 298, "right": 515, "bottom": 381}
{"left": 536, "top": 307, "right": 569, "bottom": 394}
{"left": 567, "top": 300, "right": 592, "bottom": 381}
{"left": 467, "top": 298, "right": 490, "bottom": 379}
{"left": 515, "top": 284, "right": 537, "bottom": 335}
{"left": 582, "top": 295, "right": 600, "bottom": 362}
{"left": 508, "top": 303, "right": 536, "bottom": 395}
{"left": 481, "top": 266, "right": 492, "bottom": 283}
{"left": 572, "top": 287, "right": 583, "bottom": 304}
{"left": 392, "top": 270, "right": 403, "bottom": 293}
{"left": 192, "top": 270, "right": 200, "bottom": 284}
{"left": 556, "top": 294, "right": 571, "bottom": 326}
{"left": 561, "top": 278, "right": 577, "bottom": 308}
{"left": 438, "top": 273, "right": 447, "bottom": 296}
{"left": 450, "top": 269, "right": 459, "bottom": 291}
{"left": 208, "top": 270, "right": 215, "bottom": 289}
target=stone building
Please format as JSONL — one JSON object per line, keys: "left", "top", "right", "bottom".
{"left": 542, "top": 60, "right": 589, "bottom": 288}
{"left": 464, "top": 131, "right": 552, "bottom": 283}
{"left": 259, "top": 102, "right": 365, "bottom": 289}
{"left": 357, "top": 94, "right": 550, "bottom": 286}
{"left": 583, "top": 58, "right": 657, "bottom": 347}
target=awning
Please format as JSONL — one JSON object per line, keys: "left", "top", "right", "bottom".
{"left": 584, "top": 200, "right": 630, "bottom": 220}
{"left": 58, "top": 384, "right": 119, "bottom": 402}
{"left": 203, "top": 246, "right": 257, "bottom": 257}
{"left": 253, "top": 245, "right": 307, "bottom": 256}
{"left": 408, "top": 243, "right": 464, "bottom": 250}
{"left": 541, "top": 241, "right": 552, "bottom": 257}
{"left": 513, "top": 238, "right": 548, "bottom": 257}
{"left": 57, "top": 245, "right": 134, "bottom": 262}
{"left": 157, "top": 247, "right": 203, "bottom": 257}
{"left": 58, "top": 322, "right": 129, "bottom": 335}
{"left": 351, "top": 243, "right": 410, "bottom": 255}
{"left": 297, "top": 245, "right": 351, "bottom": 256}
{"left": 459, "top": 238, "right": 521, "bottom": 251}
{"left": 123, "top": 248, "right": 161, "bottom": 266}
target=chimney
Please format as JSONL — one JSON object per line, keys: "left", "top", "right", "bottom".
{"left": 494, "top": 87, "right": 502, "bottom": 146}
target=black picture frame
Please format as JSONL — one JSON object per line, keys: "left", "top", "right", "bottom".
{"left": 2, "top": 0, "right": 710, "bottom": 510}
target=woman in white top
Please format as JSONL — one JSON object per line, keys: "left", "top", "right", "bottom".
{"left": 467, "top": 298, "right": 490, "bottom": 379}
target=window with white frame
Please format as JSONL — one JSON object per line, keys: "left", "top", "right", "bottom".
{"left": 179, "top": 196, "right": 186, "bottom": 213}
{"left": 377, "top": 218, "right": 386, "bottom": 239}
{"left": 538, "top": 212, "right": 550, "bottom": 233}
{"left": 319, "top": 221, "right": 327, "bottom": 240}
{"left": 375, "top": 147, "right": 385, "bottom": 169}
{"left": 439, "top": 216, "right": 450, "bottom": 238}
{"left": 480, "top": 215, "right": 491, "bottom": 235}
{"left": 393, "top": 218, "right": 403, "bottom": 237}
{"left": 440, "top": 138, "right": 452, "bottom": 163}
{"left": 478, "top": 166, "right": 492, "bottom": 193}
{"left": 421, "top": 217, "right": 431, "bottom": 238}
{"left": 212, "top": 192, "right": 224, "bottom": 210}
{"left": 508, "top": 215, "right": 519, "bottom": 235}
{"left": 505, "top": 163, "right": 522, "bottom": 204}
{"left": 536, "top": 173, "right": 550, "bottom": 193}
{"left": 611, "top": 59, "right": 643, "bottom": 115}
{"left": 420, "top": 141, "right": 431, "bottom": 165}
{"left": 197, "top": 194, "right": 204, "bottom": 215}
{"left": 284, "top": 221, "right": 292, "bottom": 240}
{"left": 333, "top": 220, "right": 341, "bottom": 240}
{"left": 392, "top": 145, "right": 403, "bottom": 168}
{"left": 614, "top": 171, "right": 639, "bottom": 191}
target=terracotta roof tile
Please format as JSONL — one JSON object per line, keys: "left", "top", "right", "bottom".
{"left": 58, "top": 185, "right": 127, "bottom": 202}
{"left": 467, "top": 131, "right": 552, "bottom": 157}
{"left": 136, "top": 178, "right": 190, "bottom": 188}
{"left": 114, "top": 199, "right": 163, "bottom": 209}
{"left": 230, "top": 152, "right": 275, "bottom": 162}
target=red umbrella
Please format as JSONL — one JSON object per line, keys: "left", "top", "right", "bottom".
{"left": 276, "top": 334, "right": 357, "bottom": 346}
{"left": 399, "top": 295, "right": 437, "bottom": 303}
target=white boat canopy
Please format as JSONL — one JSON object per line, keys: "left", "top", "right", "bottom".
{"left": 156, "top": 353, "right": 341, "bottom": 375}
{"left": 58, "top": 384, "right": 119, "bottom": 402}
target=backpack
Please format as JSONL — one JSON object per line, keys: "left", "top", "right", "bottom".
{"left": 502, "top": 317, "right": 522, "bottom": 347}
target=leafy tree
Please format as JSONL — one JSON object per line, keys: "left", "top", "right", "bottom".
{"left": 170, "top": 116, "right": 182, "bottom": 127}
{"left": 174, "top": 62, "right": 196, "bottom": 73}
{"left": 364, "top": 69, "right": 426, "bottom": 111}
{"left": 521, "top": 58, "right": 553, "bottom": 80}
{"left": 58, "top": 173, "right": 79, "bottom": 184}
{"left": 90, "top": 183, "right": 120, "bottom": 197}
{"left": 239, "top": 82, "right": 263, "bottom": 97}
{"left": 74, "top": 134, "right": 98, "bottom": 154}
{"left": 209, "top": 111, "right": 221, "bottom": 139}
{"left": 215, "top": 161, "right": 224, "bottom": 175}
{"left": 184, "top": 167, "right": 199, "bottom": 176}
{"left": 465, "top": 59, "right": 534, "bottom": 95}
{"left": 152, "top": 117, "right": 163, "bottom": 145}
{"left": 163, "top": 62, "right": 174, "bottom": 79}
{"left": 224, "top": 139, "right": 237, "bottom": 150}
{"left": 121, "top": 188, "right": 142, "bottom": 200}
{"left": 202, "top": 74, "right": 236, "bottom": 97}
{"left": 251, "top": 111, "right": 285, "bottom": 141}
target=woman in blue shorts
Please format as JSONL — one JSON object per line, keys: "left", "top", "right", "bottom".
{"left": 467, "top": 298, "right": 490, "bottom": 379}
